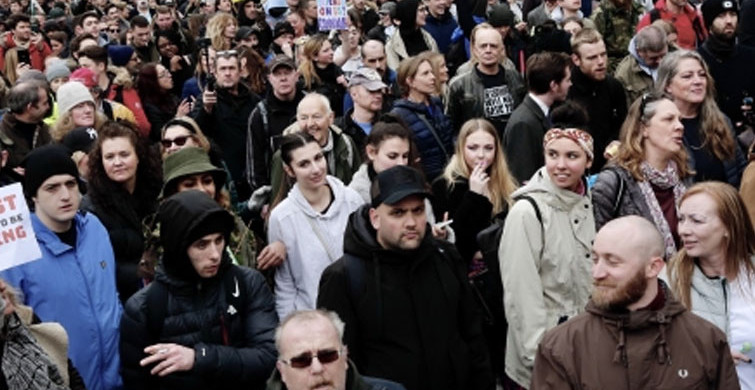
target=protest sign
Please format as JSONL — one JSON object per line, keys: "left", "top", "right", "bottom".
{"left": 0, "top": 183, "right": 41, "bottom": 271}
{"left": 317, "top": 0, "right": 347, "bottom": 31}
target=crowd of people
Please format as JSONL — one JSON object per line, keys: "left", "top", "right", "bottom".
{"left": 0, "top": 0, "right": 754, "bottom": 388}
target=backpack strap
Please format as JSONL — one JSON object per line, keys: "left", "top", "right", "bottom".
{"left": 610, "top": 169, "right": 625, "bottom": 216}
{"left": 246, "top": 100, "right": 269, "bottom": 189}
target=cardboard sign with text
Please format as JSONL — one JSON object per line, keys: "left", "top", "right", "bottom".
{"left": 317, "top": 0, "right": 347, "bottom": 31}
{"left": 0, "top": 183, "right": 41, "bottom": 271}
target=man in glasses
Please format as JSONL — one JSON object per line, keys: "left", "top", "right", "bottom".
{"left": 192, "top": 49, "right": 261, "bottom": 200}
{"left": 269, "top": 310, "right": 405, "bottom": 390}
{"left": 120, "top": 190, "right": 277, "bottom": 389}
{"left": 318, "top": 166, "right": 494, "bottom": 390}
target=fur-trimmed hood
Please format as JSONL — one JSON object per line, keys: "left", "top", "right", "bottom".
{"left": 107, "top": 65, "right": 134, "bottom": 89}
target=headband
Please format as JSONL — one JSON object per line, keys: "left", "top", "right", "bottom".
{"left": 543, "top": 128, "right": 594, "bottom": 160}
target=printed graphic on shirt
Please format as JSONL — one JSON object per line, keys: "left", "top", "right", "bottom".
{"left": 484, "top": 85, "right": 515, "bottom": 119}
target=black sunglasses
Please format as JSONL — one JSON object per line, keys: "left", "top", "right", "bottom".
{"left": 280, "top": 348, "right": 342, "bottom": 369}
{"left": 161, "top": 135, "right": 191, "bottom": 148}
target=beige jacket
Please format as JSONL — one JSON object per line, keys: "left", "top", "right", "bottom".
{"left": 499, "top": 167, "right": 596, "bottom": 388}
{"left": 385, "top": 29, "right": 438, "bottom": 71}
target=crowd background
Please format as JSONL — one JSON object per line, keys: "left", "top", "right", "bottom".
{"left": 0, "top": 0, "right": 755, "bottom": 388}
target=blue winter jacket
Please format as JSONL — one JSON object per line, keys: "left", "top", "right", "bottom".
{"left": 424, "top": 12, "right": 459, "bottom": 54}
{"left": 2, "top": 212, "right": 123, "bottom": 390}
{"left": 391, "top": 97, "right": 453, "bottom": 180}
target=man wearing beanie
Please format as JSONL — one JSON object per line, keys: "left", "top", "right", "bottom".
{"left": 120, "top": 190, "right": 277, "bottom": 390}
{"left": 698, "top": 0, "right": 755, "bottom": 129}
{"left": 1, "top": 145, "right": 123, "bottom": 390}
{"left": 0, "top": 80, "right": 52, "bottom": 180}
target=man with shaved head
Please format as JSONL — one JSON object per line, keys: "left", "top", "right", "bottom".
{"left": 531, "top": 216, "right": 740, "bottom": 389}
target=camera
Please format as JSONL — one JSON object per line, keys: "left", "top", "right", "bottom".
{"left": 197, "top": 38, "right": 216, "bottom": 92}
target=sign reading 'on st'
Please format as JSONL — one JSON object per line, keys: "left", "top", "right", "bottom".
{"left": 0, "top": 183, "right": 41, "bottom": 271}
{"left": 317, "top": 0, "right": 347, "bottom": 31}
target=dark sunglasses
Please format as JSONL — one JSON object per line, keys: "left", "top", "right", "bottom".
{"left": 280, "top": 348, "right": 342, "bottom": 369}
{"left": 108, "top": 28, "right": 120, "bottom": 33}
{"left": 161, "top": 135, "right": 191, "bottom": 148}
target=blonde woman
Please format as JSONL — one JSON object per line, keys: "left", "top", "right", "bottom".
{"left": 205, "top": 12, "right": 237, "bottom": 50}
{"left": 667, "top": 181, "right": 755, "bottom": 387}
{"left": 432, "top": 118, "right": 517, "bottom": 263}
{"left": 298, "top": 34, "right": 347, "bottom": 116}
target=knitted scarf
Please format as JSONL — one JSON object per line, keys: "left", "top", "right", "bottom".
{"left": 1, "top": 313, "right": 67, "bottom": 390}
{"left": 638, "top": 161, "right": 686, "bottom": 259}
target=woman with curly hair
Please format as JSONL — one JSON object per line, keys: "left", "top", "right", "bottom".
{"left": 205, "top": 12, "right": 238, "bottom": 51}
{"left": 82, "top": 120, "right": 162, "bottom": 303}
{"left": 656, "top": 50, "right": 747, "bottom": 187}
{"left": 137, "top": 63, "right": 188, "bottom": 141}
{"left": 298, "top": 34, "right": 347, "bottom": 116}
{"left": 592, "top": 92, "right": 693, "bottom": 258}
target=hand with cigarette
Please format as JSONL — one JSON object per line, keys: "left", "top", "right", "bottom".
{"left": 141, "top": 343, "right": 195, "bottom": 376}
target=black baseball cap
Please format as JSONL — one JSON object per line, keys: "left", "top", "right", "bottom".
{"left": 370, "top": 165, "right": 431, "bottom": 207}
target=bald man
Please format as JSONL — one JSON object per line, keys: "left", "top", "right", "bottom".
{"left": 531, "top": 216, "right": 740, "bottom": 390}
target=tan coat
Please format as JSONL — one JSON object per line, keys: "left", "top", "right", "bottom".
{"left": 385, "top": 29, "right": 438, "bottom": 71}
{"left": 614, "top": 53, "right": 654, "bottom": 107}
{"left": 499, "top": 167, "right": 596, "bottom": 388}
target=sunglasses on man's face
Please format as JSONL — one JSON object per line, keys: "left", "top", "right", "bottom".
{"left": 279, "top": 348, "right": 342, "bottom": 369}
{"left": 161, "top": 135, "right": 191, "bottom": 148}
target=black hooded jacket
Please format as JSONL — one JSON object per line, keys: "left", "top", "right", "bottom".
{"left": 317, "top": 205, "right": 494, "bottom": 390}
{"left": 120, "top": 191, "right": 278, "bottom": 390}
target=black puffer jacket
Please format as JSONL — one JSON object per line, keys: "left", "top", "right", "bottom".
{"left": 317, "top": 206, "right": 494, "bottom": 390}
{"left": 120, "top": 191, "right": 278, "bottom": 390}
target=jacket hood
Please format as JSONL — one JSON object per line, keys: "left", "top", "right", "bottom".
{"left": 287, "top": 176, "right": 351, "bottom": 219}
{"left": 627, "top": 37, "right": 656, "bottom": 78}
{"left": 108, "top": 66, "right": 134, "bottom": 88}
{"left": 396, "top": 0, "right": 420, "bottom": 30}
{"left": 585, "top": 280, "right": 686, "bottom": 367}
{"left": 158, "top": 190, "right": 235, "bottom": 281}
{"left": 512, "top": 167, "right": 589, "bottom": 211}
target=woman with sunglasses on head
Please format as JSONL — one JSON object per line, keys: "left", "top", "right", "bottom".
{"left": 498, "top": 116, "right": 596, "bottom": 389}
{"left": 592, "top": 92, "right": 693, "bottom": 259}
{"left": 656, "top": 50, "right": 747, "bottom": 187}
{"left": 120, "top": 190, "right": 277, "bottom": 390}
{"left": 268, "top": 132, "right": 363, "bottom": 321}
{"left": 138, "top": 63, "right": 188, "bottom": 142}
{"left": 666, "top": 181, "right": 755, "bottom": 387}
{"left": 82, "top": 121, "right": 163, "bottom": 303}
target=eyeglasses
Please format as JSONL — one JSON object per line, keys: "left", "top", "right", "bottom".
{"left": 279, "top": 348, "right": 343, "bottom": 369}
{"left": 216, "top": 49, "right": 238, "bottom": 58}
{"left": 161, "top": 135, "right": 191, "bottom": 148}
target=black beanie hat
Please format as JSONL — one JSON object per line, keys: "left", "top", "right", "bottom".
{"left": 701, "top": 0, "right": 739, "bottom": 29}
{"left": 396, "top": 0, "right": 419, "bottom": 31}
{"left": 23, "top": 145, "right": 79, "bottom": 199}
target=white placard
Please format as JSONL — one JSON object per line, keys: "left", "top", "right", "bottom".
{"left": 317, "top": 0, "right": 348, "bottom": 31}
{"left": 0, "top": 183, "right": 42, "bottom": 271}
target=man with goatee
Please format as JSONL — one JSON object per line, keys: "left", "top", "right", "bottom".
{"left": 531, "top": 216, "right": 740, "bottom": 390}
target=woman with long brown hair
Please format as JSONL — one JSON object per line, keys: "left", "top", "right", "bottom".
{"left": 655, "top": 50, "right": 747, "bottom": 187}
{"left": 667, "top": 181, "right": 755, "bottom": 386}
{"left": 592, "top": 92, "right": 693, "bottom": 259}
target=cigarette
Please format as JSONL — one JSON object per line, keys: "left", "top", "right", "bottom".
{"left": 434, "top": 219, "right": 454, "bottom": 229}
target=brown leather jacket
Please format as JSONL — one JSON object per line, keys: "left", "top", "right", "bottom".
{"left": 531, "top": 282, "right": 740, "bottom": 390}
